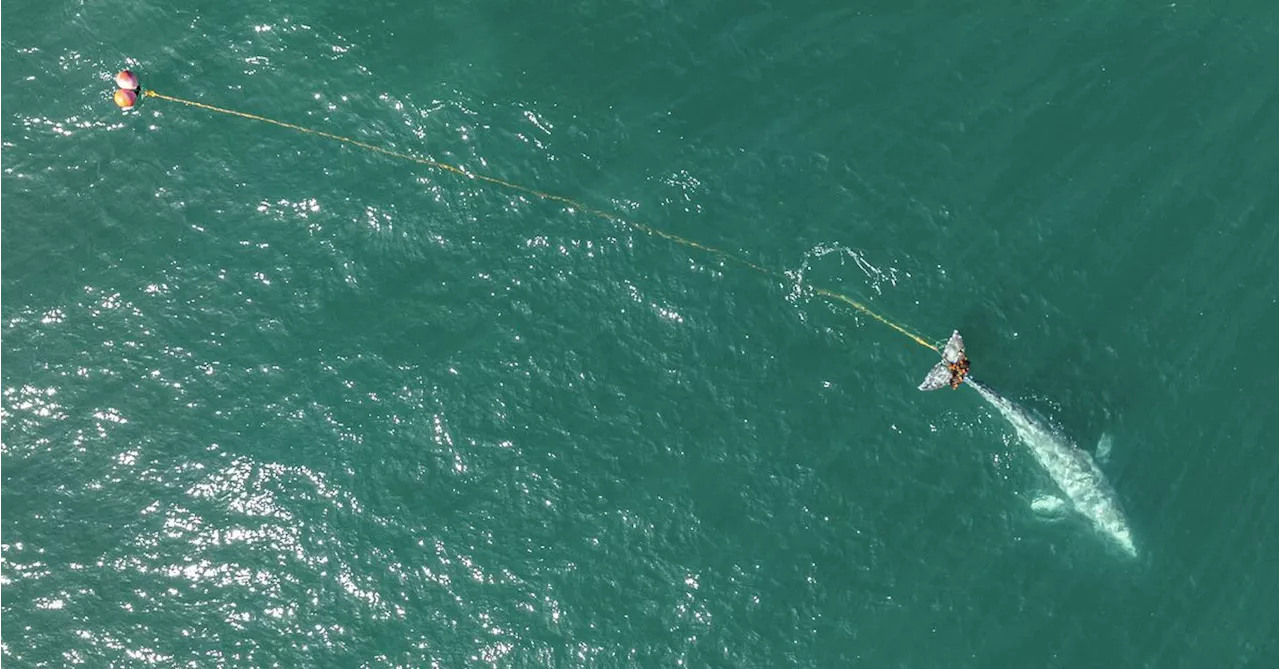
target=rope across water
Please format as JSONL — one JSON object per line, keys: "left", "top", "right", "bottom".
{"left": 143, "top": 89, "right": 939, "bottom": 354}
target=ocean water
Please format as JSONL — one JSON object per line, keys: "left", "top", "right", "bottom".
{"left": 3, "top": 1, "right": 1276, "bottom": 666}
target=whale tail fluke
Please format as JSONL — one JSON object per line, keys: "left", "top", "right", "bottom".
{"left": 918, "top": 331, "right": 969, "bottom": 391}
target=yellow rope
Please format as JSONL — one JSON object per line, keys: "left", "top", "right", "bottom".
{"left": 143, "top": 89, "right": 938, "bottom": 353}
{"left": 812, "top": 288, "right": 938, "bottom": 351}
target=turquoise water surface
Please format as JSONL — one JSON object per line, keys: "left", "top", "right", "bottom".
{"left": 3, "top": 1, "right": 1276, "bottom": 666}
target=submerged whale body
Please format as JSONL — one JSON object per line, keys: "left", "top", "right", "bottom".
{"left": 966, "top": 377, "right": 1137, "bottom": 556}
{"left": 919, "top": 332, "right": 1137, "bottom": 556}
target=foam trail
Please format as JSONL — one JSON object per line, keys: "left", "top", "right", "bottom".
{"left": 965, "top": 377, "right": 1137, "bottom": 557}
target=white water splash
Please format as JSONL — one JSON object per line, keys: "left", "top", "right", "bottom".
{"left": 784, "top": 244, "right": 904, "bottom": 310}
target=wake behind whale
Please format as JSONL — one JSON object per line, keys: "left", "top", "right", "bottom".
{"left": 920, "top": 332, "right": 1137, "bottom": 557}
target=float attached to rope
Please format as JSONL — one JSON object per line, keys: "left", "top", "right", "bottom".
{"left": 112, "top": 69, "right": 142, "bottom": 109}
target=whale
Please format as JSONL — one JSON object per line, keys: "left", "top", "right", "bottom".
{"left": 920, "top": 332, "right": 1137, "bottom": 556}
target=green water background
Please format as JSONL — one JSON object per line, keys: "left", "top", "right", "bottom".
{"left": 3, "top": 1, "right": 1276, "bottom": 666}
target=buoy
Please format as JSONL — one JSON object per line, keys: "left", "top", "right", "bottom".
{"left": 115, "top": 69, "right": 139, "bottom": 91}
{"left": 114, "top": 88, "right": 137, "bottom": 110}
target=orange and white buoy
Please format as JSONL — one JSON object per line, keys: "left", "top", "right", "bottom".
{"left": 115, "top": 69, "right": 139, "bottom": 92}
{"left": 113, "top": 88, "right": 138, "bottom": 110}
